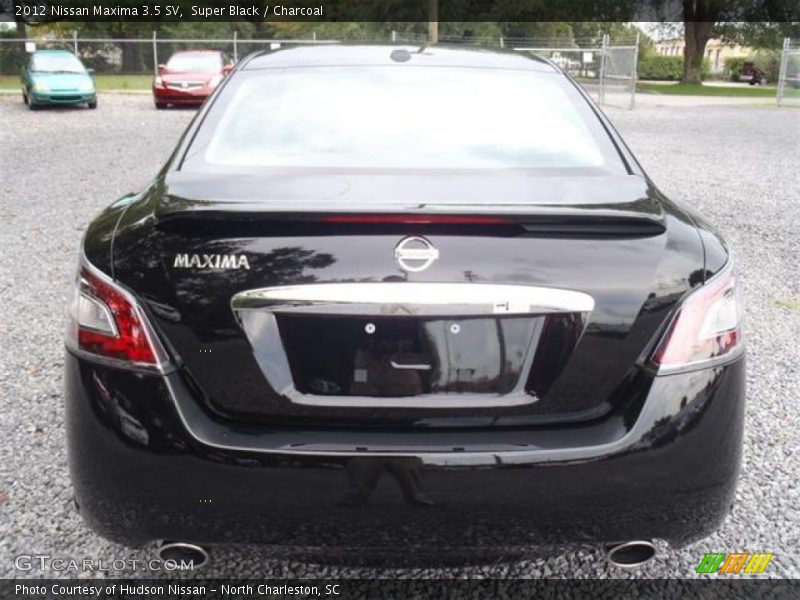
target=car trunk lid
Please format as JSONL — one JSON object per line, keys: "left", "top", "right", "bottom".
{"left": 111, "top": 172, "right": 697, "bottom": 428}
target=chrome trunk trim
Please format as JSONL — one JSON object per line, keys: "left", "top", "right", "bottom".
{"left": 232, "top": 282, "right": 595, "bottom": 315}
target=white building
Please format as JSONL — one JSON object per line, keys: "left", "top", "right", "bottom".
{"left": 654, "top": 38, "right": 752, "bottom": 73}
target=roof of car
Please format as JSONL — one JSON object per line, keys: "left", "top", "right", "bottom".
{"left": 33, "top": 49, "right": 75, "bottom": 55}
{"left": 241, "top": 44, "right": 558, "bottom": 72}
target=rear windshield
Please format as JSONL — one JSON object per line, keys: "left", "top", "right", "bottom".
{"left": 32, "top": 53, "right": 85, "bottom": 73}
{"left": 167, "top": 53, "right": 222, "bottom": 71}
{"left": 183, "top": 66, "right": 625, "bottom": 172}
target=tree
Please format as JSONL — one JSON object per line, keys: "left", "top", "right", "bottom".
{"left": 8, "top": 0, "right": 27, "bottom": 38}
{"left": 716, "top": 21, "right": 800, "bottom": 50}
{"left": 500, "top": 21, "right": 573, "bottom": 44}
{"left": 659, "top": 1, "right": 800, "bottom": 84}
{"left": 680, "top": 2, "right": 725, "bottom": 84}
{"left": 1, "top": 0, "right": 66, "bottom": 38}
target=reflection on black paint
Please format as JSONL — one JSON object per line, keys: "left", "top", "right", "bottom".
{"left": 341, "top": 458, "right": 434, "bottom": 507}
{"left": 526, "top": 313, "right": 586, "bottom": 398}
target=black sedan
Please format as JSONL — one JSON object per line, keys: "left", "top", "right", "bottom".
{"left": 65, "top": 45, "right": 745, "bottom": 569}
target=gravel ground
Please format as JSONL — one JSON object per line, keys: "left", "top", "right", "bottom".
{"left": 0, "top": 93, "right": 798, "bottom": 580}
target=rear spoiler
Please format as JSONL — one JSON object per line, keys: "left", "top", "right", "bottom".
{"left": 155, "top": 202, "right": 666, "bottom": 238}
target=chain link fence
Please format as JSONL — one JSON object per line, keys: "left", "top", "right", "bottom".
{"left": 599, "top": 35, "right": 640, "bottom": 110}
{"left": 0, "top": 32, "right": 338, "bottom": 80}
{"left": 0, "top": 31, "right": 638, "bottom": 107}
{"left": 777, "top": 38, "right": 800, "bottom": 106}
{"left": 513, "top": 34, "right": 639, "bottom": 109}
{"left": 393, "top": 32, "right": 641, "bottom": 109}
{"left": 5, "top": 31, "right": 799, "bottom": 109}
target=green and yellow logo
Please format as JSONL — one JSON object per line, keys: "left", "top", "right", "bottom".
{"left": 696, "top": 552, "right": 774, "bottom": 574}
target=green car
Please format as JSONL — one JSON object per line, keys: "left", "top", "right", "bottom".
{"left": 21, "top": 49, "right": 97, "bottom": 110}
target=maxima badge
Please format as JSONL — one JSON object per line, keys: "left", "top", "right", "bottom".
{"left": 394, "top": 236, "right": 440, "bottom": 272}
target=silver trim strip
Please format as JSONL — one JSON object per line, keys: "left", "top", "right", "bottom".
{"left": 232, "top": 282, "right": 595, "bottom": 315}
{"left": 390, "top": 360, "right": 432, "bottom": 371}
{"left": 287, "top": 392, "right": 538, "bottom": 409}
{"left": 166, "top": 81, "right": 205, "bottom": 90}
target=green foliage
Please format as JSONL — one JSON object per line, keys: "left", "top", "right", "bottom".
{"left": 267, "top": 22, "right": 403, "bottom": 42}
{"left": 715, "top": 22, "right": 800, "bottom": 50}
{"left": 570, "top": 22, "right": 645, "bottom": 46}
{"left": 752, "top": 49, "right": 781, "bottom": 83}
{"left": 702, "top": 57, "right": 711, "bottom": 78}
{"left": 638, "top": 55, "right": 712, "bottom": 81}
{"left": 638, "top": 55, "right": 684, "bottom": 81}
{"left": 440, "top": 22, "right": 503, "bottom": 42}
{"left": 724, "top": 56, "right": 748, "bottom": 81}
{"left": 724, "top": 50, "right": 782, "bottom": 83}
{"left": 0, "top": 29, "right": 27, "bottom": 74}
{"left": 72, "top": 44, "right": 116, "bottom": 72}
{"left": 500, "top": 21, "right": 572, "bottom": 42}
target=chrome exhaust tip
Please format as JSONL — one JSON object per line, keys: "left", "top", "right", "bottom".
{"left": 155, "top": 541, "right": 209, "bottom": 569}
{"left": 607, "top": 540, "right": 657, "bottom": 569}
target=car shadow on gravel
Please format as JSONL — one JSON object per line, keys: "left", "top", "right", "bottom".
{"left": 20, "top": 103, "right": 94, "bottom": 112}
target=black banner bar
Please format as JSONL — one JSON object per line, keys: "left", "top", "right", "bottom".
{"left": 3, "top": 579, "right": 800, "bottom": 600}
{"left": 2, "top": 0, "right": 800, "bottom": 23}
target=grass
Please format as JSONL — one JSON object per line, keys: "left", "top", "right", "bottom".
{"left": 91, "top": 74, "right": 152, "bottom": 91}
{"left": 4, "top": 73, "right": 797, "bottom": 100}
{"left": 636, "top": 82, "right": 782, "bottom": 97}
{"left": 0, "top": 73, "right": 152, "bottom": 92}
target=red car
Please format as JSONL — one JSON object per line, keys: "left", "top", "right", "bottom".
{"left": 152, "top": 50, "right": 232, "bottom": 109}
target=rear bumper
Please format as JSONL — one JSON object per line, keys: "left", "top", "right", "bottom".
{"left": 65, "top": 352, "right": 745, "bottom": 550}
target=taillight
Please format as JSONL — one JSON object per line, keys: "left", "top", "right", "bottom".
{"left": 320, "top": 214, "right": 510, "bottom": 225}
{"left": 66, "top": 259, "right": 169, "bottom": 369}
{"left": 650, "top": 262, "right": 744, "bottom": 371}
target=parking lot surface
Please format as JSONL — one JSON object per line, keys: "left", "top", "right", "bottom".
{"left": 1, "top": 94, "right": 798, "bottom": 579}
